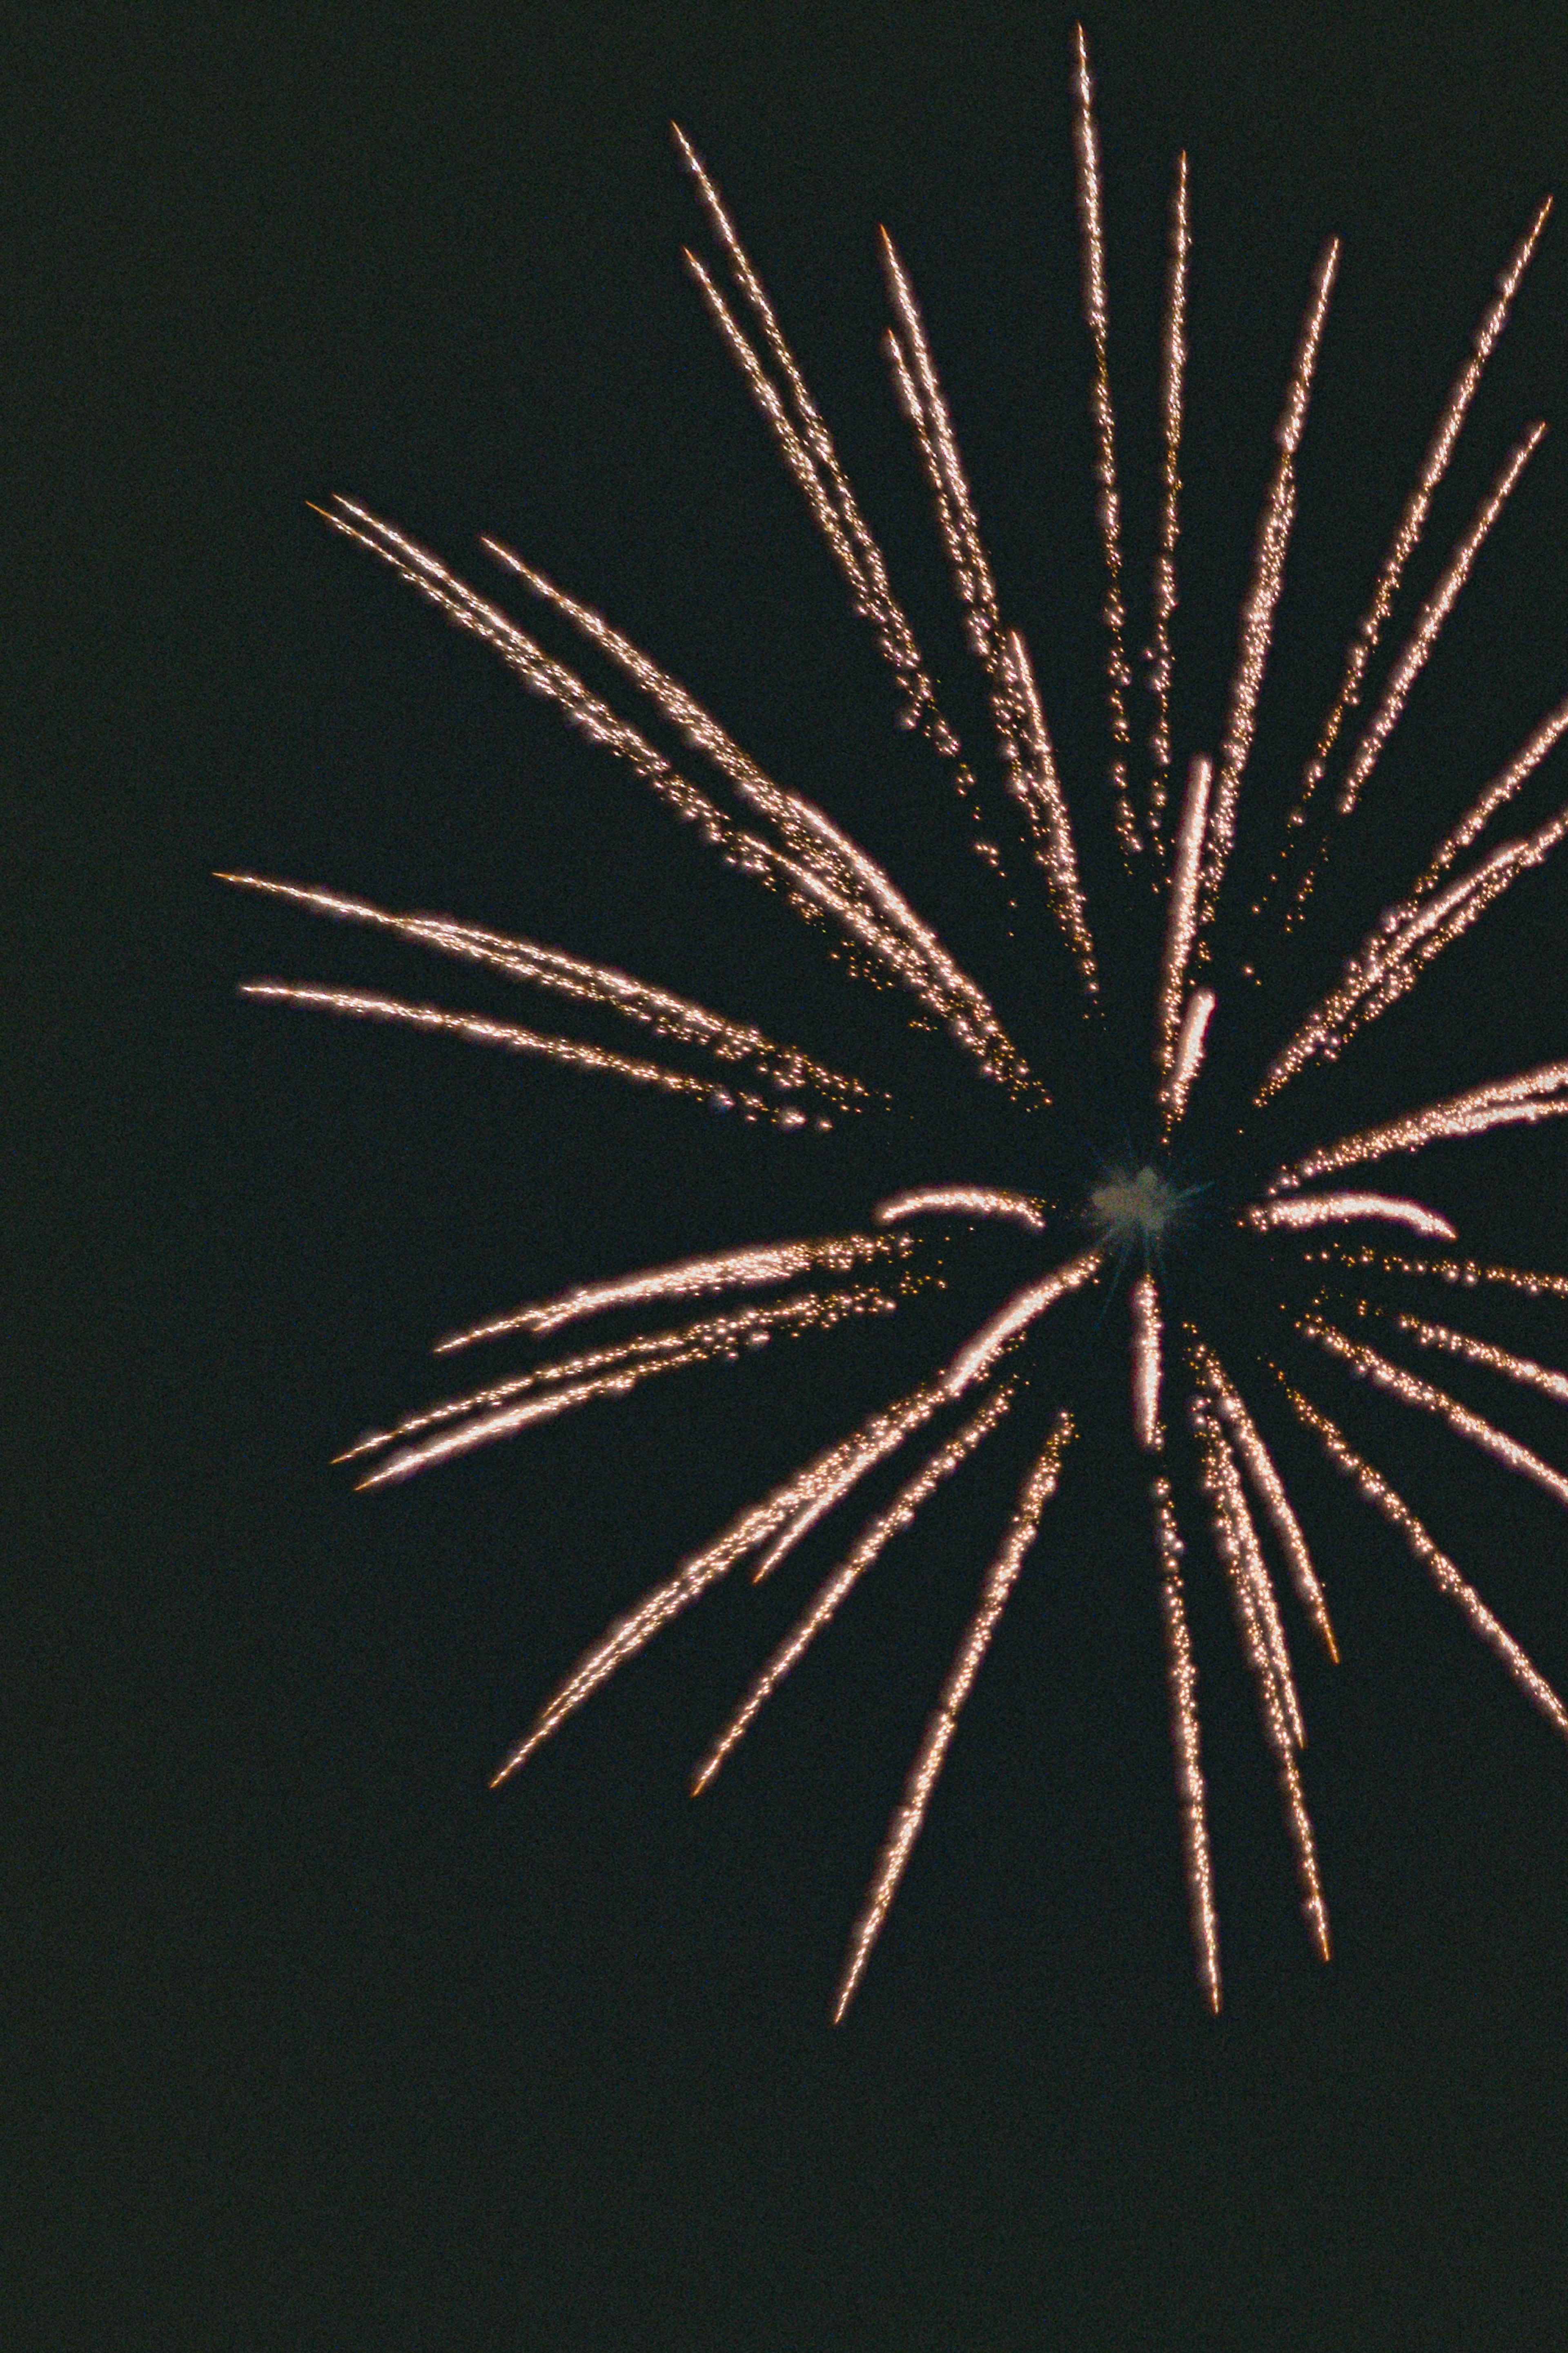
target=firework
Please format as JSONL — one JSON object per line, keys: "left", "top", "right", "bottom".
{"left": 230, "top": 28, "right": 1568, "bottom": 2016}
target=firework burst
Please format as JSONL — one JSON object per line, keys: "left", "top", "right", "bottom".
{"left": 227, "top": 27, "right": 1568, "bottom": 2016}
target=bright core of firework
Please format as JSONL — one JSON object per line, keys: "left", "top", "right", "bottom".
{"left": 228, "top": 26, "right": 1568, "bottom": 2020}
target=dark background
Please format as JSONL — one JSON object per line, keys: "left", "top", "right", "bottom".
{"left": 13, "top": 1, "right": 1568, "bottom": 2345}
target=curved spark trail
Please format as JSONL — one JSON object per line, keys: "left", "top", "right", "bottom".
{"left": 231, "top": 27, "right": 1568, "bottom": 2016}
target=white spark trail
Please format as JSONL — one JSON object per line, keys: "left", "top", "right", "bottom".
{"left": 1006, "top": 630, "right": 1099, "bottom": 989}
{"left": 1198, "top": 239, "right": 1339, "bottom": 935}
{"left": 1150, "top": 1475, "right": 1220, "bottom": 2008}
{"left": 873, "top": 1186, "right": 1048, "bottom": 1233}
{"left": 343, "top": 1288, "right": 904, "bottom": 1485}
{"left": 238, "top": 982, "right": 764, "bottom": 1115}
{"left": 832, "top": 1411, "right": 1076, "bottom": 2022}
{"left": 1156, "top": 756, "right": 1211, "bottom": 1091}
{"left": 221, "top": 872, "right": 871, "bottom": 1117}
{"left": 1145, "top": 152, "right": 1188, "bottom": 843}
{"left": 1164, "top": 986, "right": 1215, "bottom": 1134}
{"left": 1283, "top": 1384, "right": 1568, "bottom": 1743}
{"left": 1194, "top": 1393, "right": 1306, "bottom": 1749}
{"left": 1307, "top": 1246, "right": 1568, "bottom": 1303}
{"left": 1070, "top": 23, "right": 1140, "bottom": 861}
{"left": 1330, "top": 424, "right": 1546, "bottom": 830}
{"left": 1190, "top": 1338, "right": 1337, "bottom": 1661}
{"left": 1258, "top": 756, "right": 1568, "bottom": 1097}
{"left": 1302, "top": 1315, "right": 1568, "bottom": 1513}
{"left": 1244, "top": 1191, "right": 1457, "bottom": 1241}
{"left": 1130, "top": 1271, "right": 1163, "bottom": 1451}
{"left": 1271, "top": 197, "right": 1552, "bottom": 909}
{"left": 691, "top": 1387, "right": 1014, "bottom": 1794}
{"left": 1190, "top": 1395, "right": 1328, "bottom": 1954}
{"left": 492, "top": 1252, "right": 1102, "bottom": 1785}
{"left": 1269, "top": 1059, "right": 1568, "bottom": 1191}
{"left": 438, "top": 1230, "right": 913, "bottom": 1353}
{"left": 1409, "top": 691, "right": 1568, "bottom": 899}
{"left": 1387, "top": 1312, "right": 1568, "bottom": 1408}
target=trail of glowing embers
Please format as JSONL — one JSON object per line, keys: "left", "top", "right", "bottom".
{"left": 228, "top": 28, "right": 1568, "bottom": 2014}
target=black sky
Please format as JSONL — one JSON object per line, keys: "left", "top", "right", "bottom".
{"left": 14, "top": 1, "right": 1568, "bottom": 2346}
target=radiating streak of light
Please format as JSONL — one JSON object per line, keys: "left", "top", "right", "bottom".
{"left": 1269, "top": 1059, "right": 1568, "bottom": 1190}
{"left": 237, "top": 981, "right": 781, "bottom": 1117}
{"left": 1144, "top": 151, "right": 1188, "bottom": 841}
{"left": 492, "top": 1252, "right": 1103, "bottom": 1785}
{"left": 1190, "top": 1337, "right": 1337, "bottom": 1661}
{"left": 1156, "top": 756, "right": 1212, "bottom": 1084}
{"left": 1385, "top": 1311, "right": 1568, "bottom": 1407}
{"left": 440, "top": 1231, "right": 913, "bottom": 1353}
{"left": 832, "top": 1411, "right": 1077, "bottom": 2022}
{"left": 1258, "top": 762, "right": 1568, "bottom": 1096}
{"left": 1164, "top": 986, "right": 1216, "bottom": 1134}
{"left": 1006, "top": 630, "right": 1100, "bottom": 989}
{"left": 479, "top": 534, "right": 1035, "bottom": 1097}
{"left": 320, "top": 498, "right": 1035, "bottom": 1097}
{"left": 1198, "top": 239, "right": 1338, "bottom": 934}
{"left": 1301, "top": 1315, "right": 1568, "bottom": 1512}
{"left": 1130, "top": 1271, "right": 1163, "bottom": 1451}
{"left": 1151, "top": 1474, "right": 1221, "bottom": 2008}
{"left": 340, "top": 1286, "right": 905, "bottom": 1476}
{"left": 1191, "top": 1393, "right": 1326, "bottom": 1946}
{"left": 1283, "top": 1383, "right": 1568, "bottom": 1742}
{"left": 1306, "top": 1246, "right": 1568, "bottom": 1303}
{"left": 1409, "top": 691, "right": 1568, "bottom": 899}
{"left": 690, "top": 1387, "right": 1015, "bottom": 1794}
{"left": 1194, "top": 1392, "right": 1305, "bottom": 1750}
{"left": 1268, "top": 197, "right": 1552, "bottom": 911}
{"left": 1069, "top": 24, "right": 1140, "bottom": 861}
{"left": 1330, "top": 424, "right": 1546, "bottom": 833}
{"left": 873, "top": 1186, "right": 1048, "bottom": 1233}
{"left": 221, "top": 871, "right": 872, "bottom": 1115}
{"left": 1244, "top": 1191, "right": 1457, "bottom": 1241}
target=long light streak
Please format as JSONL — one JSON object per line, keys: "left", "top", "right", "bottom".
{"left": 832, "top": 1411, "right": 1076, "bottom": 2021}
{"left": 1151, "top": 1475, "right": 1220, "bottom": 2008}
{"left": 1244, "top": 1191, "right": 1457, "bottom": 1241}
{"left": 1270, "top": 1060, "right": 1568, "bottom": 1191}
{"left": 1191, "top": 1337, "right": 1337, "bottom": 1661}
{"left": 1144, "top": 152, "right": 1188, "bottom": 842}
{"left": 873, "top": 1186, "right": 1048, "bottom": 1233}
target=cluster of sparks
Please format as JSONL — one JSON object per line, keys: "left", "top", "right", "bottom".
{"left": 231, "top": 29, "right": 1568, "bottom": 2016}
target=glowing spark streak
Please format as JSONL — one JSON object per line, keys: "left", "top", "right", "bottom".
{"left": 1245, "top": 1192, "right": 1457, "bottom": 1241}
{"left": 1271, "top": 197, "right": 1552, "bottom": 904}
{"left": 439, "top": 1231, "right": 911, "bottom": 1353}
{"left": 481, "top": 538, "right": 1035, "bottom": 1097}
{"left": 690, "top": 1388, "right": 1013, "bottom": 1794}
{"left": 1164, "top": 986, "right": 1215, "bottom": 1134}
{"left": 1283, "top": 1384, "right": 1568, "bottom": 1743}
{"left": 1388, "top": 1313, "right": 1568, "bottom": 1407}
{"left": 1331, "top": 425, "right": 1546, "bottom": 832}
{"left": 1270, "top": 1059, "right": 1568, "bottom": 1191}
{"left": 1069, "top": 23, "right": 1139, "bottom": 860}
{"left": 1190, "top": 1339, "right": 1337, "bottom": 1662}
{"left": 1006, "top": 630, "right": 1099, "bottom": 989}
{"left": 492, "top": 1253, "right": 1102, "bottom": 1785}
{"left": 1302, "top": 1316, "right": 1568, "bottom": 1512}
{"left": 1309, "top": 1247, "right": 1568, "bottom": 1303}
{"left": 1156, "top": 756, "right": 1211, "bottom": 1084}
{"left": 1199, "top": 240, "right": 1338, "bottom": 933}
{"left": 1259, "top": 771, "right": 1568, "bottom": 1096}
{"left": 1191, "top": 1396, "right": 1327, "bottom": 1951}
{"left": 672, "top": 127, "right": 971, "bottom": 789}
{"left": 1130, "top": 1271, "right": 1163, "bottom": 1451}
{"left": 1145, "top": 152, "right": 1188, "bottom": 839}
{"left": 1409, "top": 691, "right": 1568, "bottom": 898}
{"left": 1195, "top": 1394, "right": 1305, "bottom": 1748}
{"left": 220, "top": 872, "right": 871, "bottom": 1114}
{"left": 832, "top": 1412, "right": 1076, "bottom": 2022}
{"left": 873, "top": 1186, "right": 1047, "bottom": 1233}
{"left": 1150, "top": 1476, "right": 1220, "bottom": 2007}
{"left": 237, "top": 982, "right": 754, "bottom": 1113}
{"left": 339, "top": 1287, "right": 902, "bottom": 1473}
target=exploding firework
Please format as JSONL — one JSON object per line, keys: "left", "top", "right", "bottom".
{"left": 227, "top": 27, "right": 1568, "bottom": 2016}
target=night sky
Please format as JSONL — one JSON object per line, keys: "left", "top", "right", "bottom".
{"left": 17, "top": 1, "right": 1568, "bottom": 2344}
